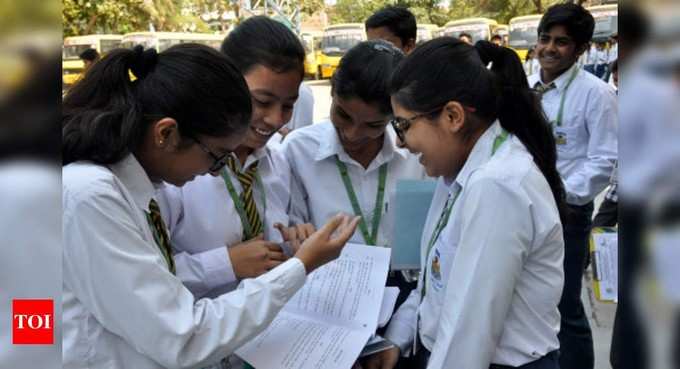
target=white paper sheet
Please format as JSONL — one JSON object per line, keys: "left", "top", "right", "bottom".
{"left": 236, "top": 243, "right": 391, "bottom": 369}
{"left": 378, "top": 287, "right": 399, "bottom": 328}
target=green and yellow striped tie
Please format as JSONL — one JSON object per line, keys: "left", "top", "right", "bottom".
{"left": 227, "top": 156, "right": 263, "bottom": 240}
{"left": 146, "top": 199, "right": 176, "bottom": 274}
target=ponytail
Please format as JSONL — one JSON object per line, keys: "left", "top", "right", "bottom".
{"left": 390, "top": 37, "right": 566, "bottom": 220}
{"left": 475, "top": 40, "right": 567, "bottom": 220}
{"left": 63, "top": 44, "right": 252, "bottom": 166}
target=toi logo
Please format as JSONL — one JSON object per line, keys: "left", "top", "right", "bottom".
{"left": 12, "top": 299, "right": 54, "bottom": 345}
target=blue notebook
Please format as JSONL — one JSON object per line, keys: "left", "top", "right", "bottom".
{"left": 390, "top": 180, "right": 436, "bottom": 270}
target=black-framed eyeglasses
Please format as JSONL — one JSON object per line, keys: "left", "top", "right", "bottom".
{"left": 389, "top": 107, "right": 443, "bottom": 143}
{"left": 190, "top": 136, "right": 232, "bottom": 172}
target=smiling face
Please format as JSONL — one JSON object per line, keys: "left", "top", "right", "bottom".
{"left": 238, "top": 65, "right": 302, "bottom": 150}
{"left": 535, "top": 24, "right": 587, "bottom": 80}
{"left": 391, "top": 98, "right": 474, "bottom": 179}
{"left": 330, "top": 93, "right": 389, "bottom": 156}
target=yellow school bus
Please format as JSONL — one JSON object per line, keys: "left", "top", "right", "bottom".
{"left": 442, "top": 18, "right": 498, "bottom": 43}
{"left": 301, "top": 31, "right": 323, "bottom": 80}
{"left": 120, "top": 32, "right": 225, "bottom": 52}
{"left": 62, "top": 34, "right": 122, "bottom": 87}
{"left": 508, "top": 14, "right": 542, "bottom": 61}
{"left": 416, "top": 24, "right": 439, "bottom": 45}
{"left": 318, "top": 23, "right": 365, "bottom": 79}
{"left": 587, "top": 4, "right": 618, "bottom": 42}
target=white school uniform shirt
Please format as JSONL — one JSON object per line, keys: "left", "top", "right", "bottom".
{"left": 156, "top": 146, "right": 291, "bottom": 299}
{"left": 385, "top": 121, "right": 564, "bottom": 369}
{"left": 585, "top": 45, "right": 598, "bottom": 65}
{"left": 62, "top": 154, "right": 306, "bottom": 369}
{"left": 608, "top": 43, "right": 618, "bottom": 63}
{"left": 529, "top": 64, "right": 617, "bottom": 205}
{"left": 283, "top": 121, "right": 427, "bottom": 247}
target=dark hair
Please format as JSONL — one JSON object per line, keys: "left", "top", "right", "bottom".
{"left": 79, "top": 48, "right": 99, "bottom": 62}
{"left": 538, "top": 3, "right": 595, "bottom": 48}
{"left": 63, "top": 44, "right": 252, "bottom": 166}
{"left": 619, "top": 4, "right": 649, "bottom": 56}
{"left": 331, "top": 40, "right": 405, "bottom": 115}
{"left": 491, "top": 34, "right": 503, "bottom": 41}
{"left": 365, "top": 6, "right": 417, "bottom": 46}
{"left": 0, "top": 54, "right": 60, "bottom": 161}
{"left": 221, "top": 16, "right": 305, "bottom": 77}
{"left": 526, "top": 46, "right": 535, "bottom": 62}
{"left": 390, "top": 37, "right": 566, "bottom": 219}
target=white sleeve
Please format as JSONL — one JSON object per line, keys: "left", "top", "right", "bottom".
{"left": 384, "top": 289, "right": 419, "bottom": 356}
{"left": 282, "top": 139, "right": 311, "bottom": 225}
{"left": 63, "top": 190, "right": 306, "bottom": 369}
{"left": 426, "top": 178, "right": 531, "bottom": 369}
{"left": 156, "top": 184, "right": 238, "bottom": 298}
{"left": 564, "top": 84, "right": 618, "bottom": 205}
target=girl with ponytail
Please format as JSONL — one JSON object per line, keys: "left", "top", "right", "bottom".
{"left": 362, "top": 37, "right": 565, "bottom": 369}
{"left": 62, "top": 43, "right": 360, "bottom": 369}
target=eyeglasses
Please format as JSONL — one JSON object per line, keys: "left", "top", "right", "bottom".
{"left": 389, "top": 107, "right": 443, "bottom": 143}
{"left": 389, "top": 105, "right": 477, "bottom": 143}
{"left": 190, "top": 136, "right": 232, "bottom": 172}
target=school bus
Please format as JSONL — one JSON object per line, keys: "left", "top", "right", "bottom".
{"left": 442, "top": 18, "right": 499, "bottom": 43}
{"left": 62, "top": 34, "right": 122, "bottom": 87}
{"left": 587, "top": 4, "right": 618, "bottom": 42}
{"left": 301, "top": 31, "right": 323, "bottom": 80}
{"left": 416, "top": 24, "right": 439, "bottom": 45}
{"left": 120, "top": 32, "right": 226, "bottom": 52}
{"left": 318, "top": 23, "right": 365, "bottom": 79}
{"left": 508, "top": 14, "right": 542, "bottom": 61}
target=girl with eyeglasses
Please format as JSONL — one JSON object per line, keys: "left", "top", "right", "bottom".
{"left": 362, "top": 38, "right": 567, "bottom": 369}
{"left": 283, "top": 39, "right": 428, "bottom": 314}
{"left": 62, "top": 43, "right": 359, "bottom": 369}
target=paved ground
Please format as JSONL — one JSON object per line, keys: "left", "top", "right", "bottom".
{"left": 306, "top": 79, "right": 616, "bottom": 369}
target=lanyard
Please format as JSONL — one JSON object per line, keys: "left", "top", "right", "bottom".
{"left": 421, "top": 129, "right": 509, "bottom": 299}
{"left": 554, "top": 66, "right": 579, "bottom": 127}
{"left": 334, "top": 156, "right": 387, "bottom": 246}
{"left": 220, "top": 165, "right": 267, "bottom": 240}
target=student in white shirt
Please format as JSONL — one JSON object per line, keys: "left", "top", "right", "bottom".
{"left": 62, "top": 43, "right": 360, "bottom": 369}
{"left": 362, "top": 38, "right": 565, "bottom": 369}
{"left": 157, "top": 16, "right": 313, "bottom": 300}
{"left": 523, "top": 46, "right": 540, "bottom": 76}
{"left": 583, "top": 43, "right": 597, "bottom": 74}
{"left": 528, "top": 4, "right": 617, "bottom": 369}
{"left": 283, "top": 40, "right": 427, "bottom": 310}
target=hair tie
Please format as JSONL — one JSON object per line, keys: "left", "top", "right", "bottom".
{"left": 129, "top": 45, "right": 158, "bottom": 81}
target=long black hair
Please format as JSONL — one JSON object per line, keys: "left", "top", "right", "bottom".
{"left": 221, "top": 16, "right": 305, "bottom": 77}
{"left": 332, "top": 39, "right": 405, "bottom": 115}
{"left": 62, "top": 43, "right": 252, "bottom": 166}
{"left": 390, "top": 37, "right": 566, "bottom": 219}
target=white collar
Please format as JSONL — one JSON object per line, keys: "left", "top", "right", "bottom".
{"left": 108, "top": 154, "right": 156, "bottom": 212}
{"left": 315, "top": 123, "right": 407, "bottom": 172}
{"left": 450, "top": 120, "right": 504, "bottom": 193}
{"left": 538, "top": 63, "right": 580, "bottom": 92}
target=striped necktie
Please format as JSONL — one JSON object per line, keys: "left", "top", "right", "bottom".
{"left": 534, "top": 81, "right": 556, "bottom": 96}
{"left": 146, "top": 199, "right": 176, "bottom": 274}
{"left": 227, "top": 156, "right": 263, "bottom": 240}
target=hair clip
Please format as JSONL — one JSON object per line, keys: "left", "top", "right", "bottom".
{"left": 128, "top": 69, "right": 138, "bottom": 82}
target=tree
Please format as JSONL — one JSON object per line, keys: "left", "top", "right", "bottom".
{"left": 63, "top": 0, "right": 151, "bottom": 36}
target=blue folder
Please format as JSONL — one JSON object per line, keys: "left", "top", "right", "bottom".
{"left": 390, "top": 180, "right": 436, "bottom": 270}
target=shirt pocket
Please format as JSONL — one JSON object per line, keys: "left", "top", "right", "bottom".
{"left": 554, "top": 124, "right": 584, "bottom": 159}
{"left": 426, "top": 236, "right": 457, "bottom": 304}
